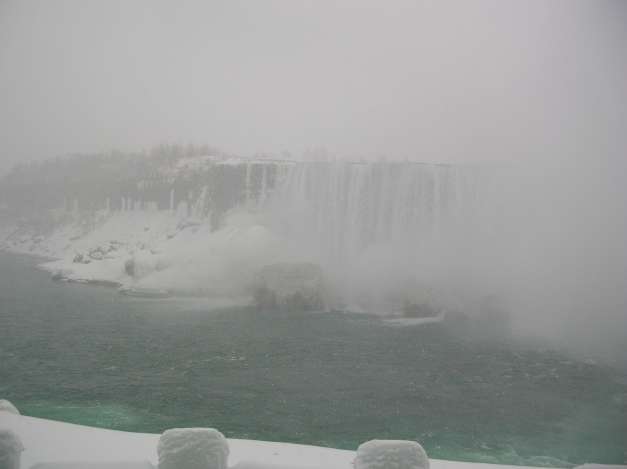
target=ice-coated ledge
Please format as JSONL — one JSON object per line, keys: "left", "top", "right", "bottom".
{"left": 2, "top": 412, "right": 618, "bottom": 469}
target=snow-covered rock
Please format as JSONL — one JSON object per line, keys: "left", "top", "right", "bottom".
{"left": 253, "top": 263, "right": 325, "bottom": 311}
{"left": 354, "top": 440, "right": 429, "bottom": 469}
{"left": 0, "top": 400, "right": 19, "bottom": 415}
{"left": 0, "top": 429, "right": 24, "bottom": 469}
{"left": 157, "top": 428, "right": 228, "bottom": 469}
{"left": 124, "top": 251, "right": 169, "bottom": 280}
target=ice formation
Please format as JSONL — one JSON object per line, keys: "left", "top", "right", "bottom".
{"left": 0, "top": 400, "right": 19, "bottom": 415}
{"left": 354, "top": 440, "right": 429, "bottom": 469}
{"left": 0, "top": 429, "right": 24, "bottom": 469}
{"left": 157, "top": 428, "right": 229, "bottom": 469}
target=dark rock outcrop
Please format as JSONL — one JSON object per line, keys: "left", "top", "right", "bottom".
{"left": 253, "top": 262, "right": 326, "bottom": 311}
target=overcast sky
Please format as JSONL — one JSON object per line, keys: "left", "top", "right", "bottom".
{"left": 1, "top": 0, "right": 625, "bottom": 172}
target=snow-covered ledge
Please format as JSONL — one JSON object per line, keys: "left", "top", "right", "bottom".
{"left": 1, "top": 409, "right": 626, "bottom": 469}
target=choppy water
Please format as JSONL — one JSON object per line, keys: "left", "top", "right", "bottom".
{"left": 0, "top": 252, "right": 625, "bottom": 465}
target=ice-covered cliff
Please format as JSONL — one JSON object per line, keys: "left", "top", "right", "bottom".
{"left": 0, "top": 152, "right": 500, "bottom": 313}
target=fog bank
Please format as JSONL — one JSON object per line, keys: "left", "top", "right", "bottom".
{"left": 1, "top": 0, "right": 626, "bottom": 173}
{"left": 2, "top": 153, "right": 626, "bottom": 365}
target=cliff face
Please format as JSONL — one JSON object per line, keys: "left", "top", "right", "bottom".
{"left": 0, "top": 153, "right": 287, "bottom": 230}
{"left": 0, "top": 152, "right": 487, "bottom": 249}
{"left": 0, "top": 152, "right": 497, "bottom": 313}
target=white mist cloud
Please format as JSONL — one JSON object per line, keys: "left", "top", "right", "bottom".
{"left": 1, "top": 0, "right": 625, "bottom": 172}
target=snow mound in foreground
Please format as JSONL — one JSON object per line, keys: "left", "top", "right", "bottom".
{"left": 574, "top": 466, "right": 627, "bottom": 469}
{"left": 0, "top": 400, "right": 20, "bottom": 415}
{"left": 231, "top": 463, "right": 324, "bottom": 469}
{"left": 0, "top": 429, "right": 24, "bottom": 469}
{"left": 355, "top": 440, "right": 429, "bottom": 469}
{"left": 31, "top": 462, "right": 154, "bottom": 469}
{"left": 157, "top": 428, "right": 228, "bottom": 469}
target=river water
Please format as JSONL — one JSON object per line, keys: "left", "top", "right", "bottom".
{"left": 0, "top": 252, "right": 625, "bottom": 465}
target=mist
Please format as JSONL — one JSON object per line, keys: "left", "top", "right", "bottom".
{"left": 259, "top": 159, "right": 627, "bottom": 362}
{"left": 1, "top": 0, "right": 626, "bottom": 169}
{"left": 1, "top": 0, "right": 627, "bottom": 362}
{"left": 4, "top": 2, "right": 627, "bottom": 466}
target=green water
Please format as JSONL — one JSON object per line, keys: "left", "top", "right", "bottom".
{"left": 0, "top": 252, "right": 625, "bottom": 465}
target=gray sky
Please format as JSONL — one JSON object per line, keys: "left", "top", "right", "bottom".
{"left": 1, "top": 0, "right": 626, "bottom": 172}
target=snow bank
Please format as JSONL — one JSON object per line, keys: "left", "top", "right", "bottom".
{"left": 0, "top": 400, "right": 20, "bottom": 415}
{"left": 1, "top": 412, "right": 608, "bottom": 469}
{"left": 355, "top": 440, "right": 429, "bottom": 469}
{"left": 231, "top": 464, "right": 323, "bottom": 469}
{"left": 31, "top": 462, "right": 154, "bottom": 469}
{"left": 13, "top": 208, "right": 295, "bottom": 302}
{"left": 0, "top": 413, "right": 159, "bottom": 469}
{"left": 0, "top": 429, "right": 24, "bottom": 469}
{"left": 573, "top": 466, "right": 627, "bottom": 469}
{"left": 157, "top": 428, "right": 228, "bottom": 469}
